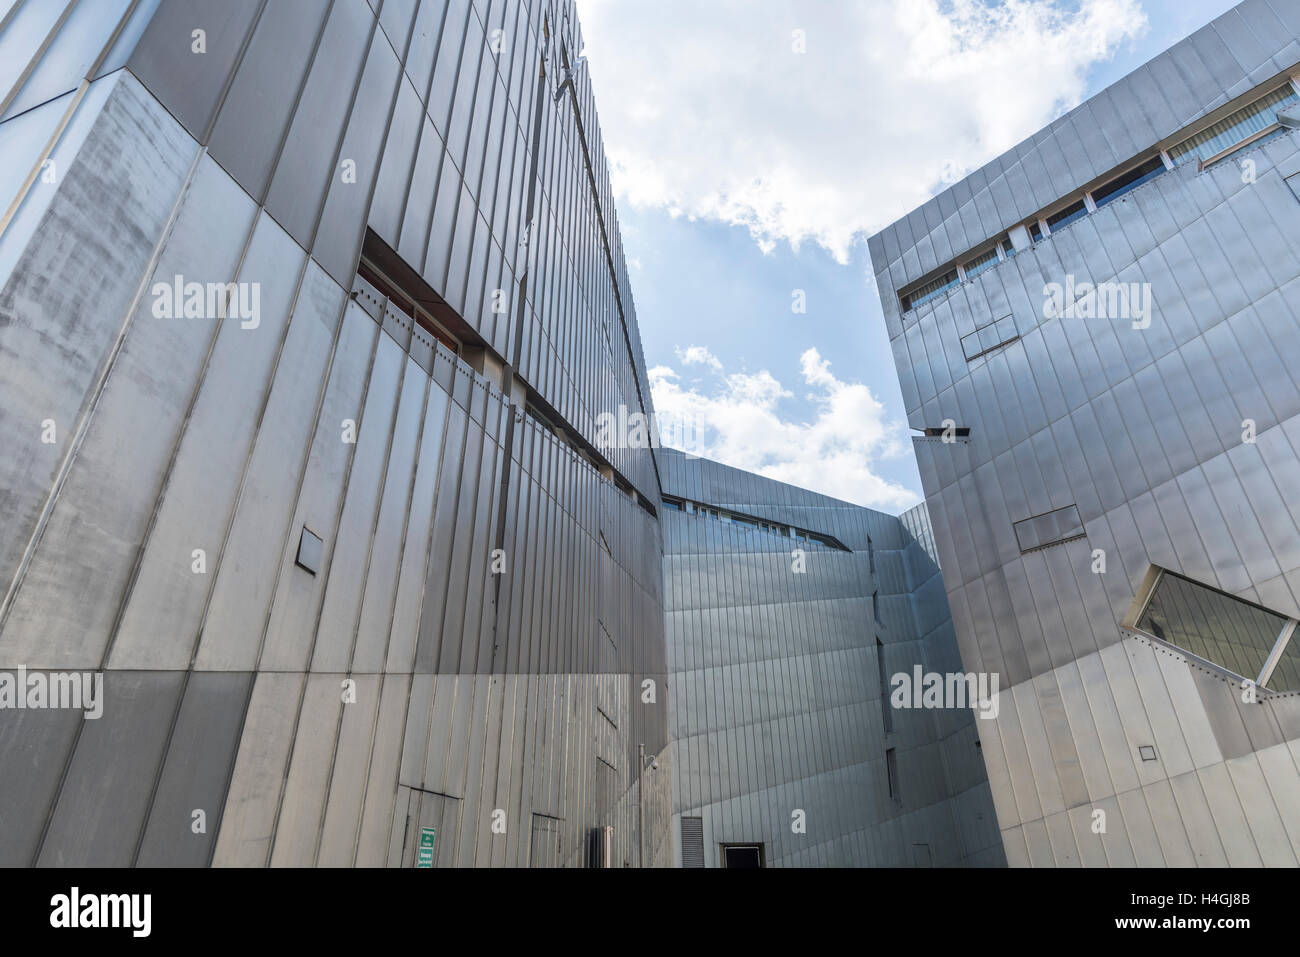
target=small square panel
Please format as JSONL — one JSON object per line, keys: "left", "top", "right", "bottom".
{"left": 1138, "top": 745, "right": 1157, "bottom": 762}
{"left": 296, "top": 527, "right": 323, "bottom": 575}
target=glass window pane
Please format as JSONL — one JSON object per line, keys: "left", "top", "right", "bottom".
{"left": 963, "top": 247, "right": 998, "bottom": 280}
{"left": 1093, "top": 156, "right": 1167, "bottom": 207}
{"left": 903, "top": 268, "right": 959, "bottom": 311}
{"left": 1137, "top": 571, "right": 1289, "bottom": 685}
{"left": 1046, "top": 199, "right": 1088, "bottom": 232}
{"left": 1169, "top": 84, "right": 1299, "bottom": 166}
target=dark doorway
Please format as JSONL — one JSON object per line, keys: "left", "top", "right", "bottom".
{"left": 722, "top": 843, "right": 765, "bottom": 868}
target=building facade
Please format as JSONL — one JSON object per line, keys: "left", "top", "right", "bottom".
{"left": 872, "top": 0, "right": 1300, "bottom": 866}
{"left": 661, "top": 449, "right": 1003, "bottom": 867}
{"left": 0, "top": 0, "right": 671, "bottom": 867}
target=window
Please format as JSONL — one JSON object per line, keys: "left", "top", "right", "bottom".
{"left": 1132, "top": 569, "right": 1300, "bottom": 692}
{"left": 960, "top": 314, "right": 1018, "bottom": 361}
{"left": 1045, "top": 199, "right": 1088, "bottom": 233}
{"left": 999, "top": 237, "right": 1017, "bottom": 259}
{"left": 963, "top": 246, "right": 999, "bottom": 281}
{"left": 721, "top": 844, "right": 764, "bottom": 868}
{"left": 661, "top": 498, "right": 683, "bottom": 511}
{"left": 1092, "top": 155, "right": 1167, "bottom": 207}
{"left": 868, "top": 536, "right": 875, "bottom": 574}
{"left": 877, "top": 638, "right": 892, "bottom": 733}
{"left": 1029, "top": 221, "right": 1044, "bottom": 243}
{"left": 901, "top": 267, "right": 959, "bottom": 312}
{"left": 1169, "top": 83, "right": 1300, "bottom": 168}
{"left": 922, "top": 426, "right": 971, "bottom": 437}
{"left": 1013, "top": 504, "right": 1085, "bottom": 553}
{"left": 886, "top": 747, "right": 900, "bottom": 801}
{"left": 873, "top": 590, "right": 881, "bottom": 624}
{"left": 357, "top": 258, "right": 460, "bottom": 355}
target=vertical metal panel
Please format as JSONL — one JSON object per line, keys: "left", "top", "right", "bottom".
{"left": 38, "top": 670, "right": 185, "bottom": 866}
{"left": 0, "top": 700, "right": 83, "bottom": 865}
{"left": 309, "top": 331, "right": 404, "bottom": 670}
{"left": 110, "top": 212, "right": 306, "bottom": 669}
{"left": 207, "top": 0, "right": 330, "bottom": 201}
{"left": 317, "top": 673, "right": 382, "bottom": 865}
{"left": 352, "top": 358, "right": 427, "bottom": 672}
{"left": 262, "top": 0, "right": 373, "bottom": 248}
{"left": 211, "top": 671, "right": 305, "bottom": 866}
{"left": 136, "top": 671, "right": 253, "bottom": 866}
{"left": 127, "top": 0, "right": 264, "bottom": 140}
{"left": 0, "top": 75, "right": 196, "bottom": 666}
{"left": 196, "top": 261, "right": 345, "bottom": 671}
{"left": 2, "top": 153, "right": 255, "bottom": 669}
{"left": 259, "top": 303, "right": 378, "bottom": 671}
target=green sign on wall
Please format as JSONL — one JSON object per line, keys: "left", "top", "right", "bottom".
{"left": 417, "top": 827, "right": 436, "bottom": 868}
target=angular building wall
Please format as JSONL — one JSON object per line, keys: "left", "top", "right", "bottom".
{"left": 871, "top": 0, "right": 1300, "bottom": 866}
{"left": 0, "top": 0, "right": 670, "bottom": 867}
{"left": 660, "top": 449, "right": 1003, "bottom": 866}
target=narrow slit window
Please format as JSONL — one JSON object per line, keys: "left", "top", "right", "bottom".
{"left": 1169, "top": 83, "right": 1299, "bottom": 167}
{"left": 901, "top": 267, "right": 959, "bottom": 312}
{"left": 1046, "top": 199, "right": 1088, "bottom": 233}
{"left": 1092, "top": 156, "right": 1167, "bottom": 207}
{"left": 963, "top": 246, "right": 999, "bottom": 281}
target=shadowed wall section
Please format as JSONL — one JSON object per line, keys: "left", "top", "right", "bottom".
{"left": 661, "top": 449, "right": 1003, "bottom": 866}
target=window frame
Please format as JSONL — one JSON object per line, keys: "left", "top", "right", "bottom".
{"left": 1124, "top": 566, "right": 1300, "bottom": 693}
{"left": 1168, "top": 77, "right": 1300, "bottom": 170}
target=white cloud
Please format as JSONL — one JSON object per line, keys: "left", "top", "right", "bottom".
{"left": 675, "top": 344, "right": 723, "bottom": 370}
{"left": 575, "top": 0, "right": 1147, "bottom": 262}
{"left": 651, "top": 347, "right": 918, "bottom": 511}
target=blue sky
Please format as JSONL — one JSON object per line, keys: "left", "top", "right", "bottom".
{"left": 574, "top": 0, "right": 1244, "bottom": 512}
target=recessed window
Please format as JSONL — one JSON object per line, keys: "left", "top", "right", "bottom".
{"left": 922, "top": 426, "right": 971, "bottom": 437}
{"left": 1169, "top": 83, "right": 1299, "bottom": 168}
{"left": 1134, "top": 569, "right": 1300, "bottom": 692}
{"left": 886, "top": 747, "right": 900, "bottom": 801}
{"left": 661, "top": 497, "right": 683, "bottom": 511}
{"left": 877, "top": 638, "right": 892, "bottom": 733}
{"left": 1013, "top": 504, "right": 1085, "bottom": 553}
{"left": 1092, "top": 155, "right": 1167, "bottom": 207}
{"left": 1046, "top": 199, "right": 1088, "bottom": 233}
{"left": 999, "top": 237, "right": 1017, "bottom": 259}
{"left": 960, "top": 314, "right": 1018, "bottom": 361}
{"left": 963, "top": 246, "right": 999, "bottom": 281}
{"left": 721, "top": 844, "right": 764, "bottom": 868}
{"left": 295, "top": 527, "right": 323, "bottom": 575}
{"left": 357, "top": 258, "right": 461, "bottom": 355}
{"left": 901, "top": 268, "right": 960, "bottom": 312}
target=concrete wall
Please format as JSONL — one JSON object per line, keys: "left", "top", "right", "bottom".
{"left": 871, "top": 0, "right": 1300, "bottom": 866}
{"left": 0, "top": 0, "right": 669, "bottom": 867}
{"left": 661, "top": 449, "right": 1003, "bottom": 866}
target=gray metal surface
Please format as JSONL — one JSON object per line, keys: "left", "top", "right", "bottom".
{"left": 0, "top": 0, "right": 670, "bottom": 868}
{"left": 661, "top": 449, "right": 1003, "bottom": 867}
{"left": 871, "top": 0, "right": 1300, "bottom": 866}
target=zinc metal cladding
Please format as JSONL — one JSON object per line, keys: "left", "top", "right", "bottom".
{"left": 661, "top": 449, "right": 1004, "bottom": 867}
{"left": 871, "top": 0, "right": 1300, "bottom": 866}
{"left": 0, "top": 0, "right": 669, "bottom": 867}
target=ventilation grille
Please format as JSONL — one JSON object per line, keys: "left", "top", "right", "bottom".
{"left": 681, "top": 817, "right": 704, "bottom": 868}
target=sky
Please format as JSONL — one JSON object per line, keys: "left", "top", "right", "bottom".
{"left": 572, "top": 0, "right": 1245, "bottom": 513}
